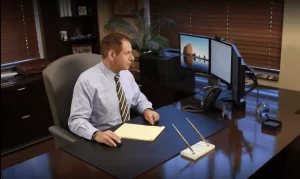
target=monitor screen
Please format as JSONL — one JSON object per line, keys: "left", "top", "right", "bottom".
{"left": 179, "top": 33, "right": 210, "bottom": 73}
{"left": 210, "top": 39, "right": 232, "bottom": 84}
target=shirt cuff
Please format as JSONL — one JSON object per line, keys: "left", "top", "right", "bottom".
{"left": 136, "top": 102, "right": 152, "bottom": 114}
{"left": 86, "top": 127, "right": 99, "bottom": 140}
{"left": 137, "top": 104, "right": 153, "bottom": 114}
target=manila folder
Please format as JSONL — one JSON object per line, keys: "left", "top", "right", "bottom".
{"left": 114, "top": 123, "right": 165, "bottom": 141}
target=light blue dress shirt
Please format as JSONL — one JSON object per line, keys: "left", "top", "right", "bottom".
{"left": 68, "top": 61, "right": 152, "bottom": 140}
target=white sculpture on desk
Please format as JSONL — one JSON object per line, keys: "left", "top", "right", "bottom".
{"left": 172, "top": 118, "right": 215, "bottom": 161}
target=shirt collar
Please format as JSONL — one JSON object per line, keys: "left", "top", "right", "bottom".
{"left": 99, "top": 61, "right": 118, "bottom": 82}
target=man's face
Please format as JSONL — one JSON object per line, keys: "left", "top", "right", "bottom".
{"left": 113, "top": 40, "right": 134, "bottom": 71}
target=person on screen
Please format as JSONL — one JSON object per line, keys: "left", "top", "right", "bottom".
{"left": 68, "top": 32, "right": 160, "bottom": 147}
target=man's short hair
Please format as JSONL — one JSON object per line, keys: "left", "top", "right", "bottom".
{"left": 100, "top": 32, "right": 131, "bottom": 58}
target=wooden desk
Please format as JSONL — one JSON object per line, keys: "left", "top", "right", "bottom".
{"left": 2, "top": 87, "right": 300, "bottom": 179}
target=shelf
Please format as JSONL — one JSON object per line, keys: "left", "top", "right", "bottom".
{"left": 63, "top": 36, "right": 98, "bottom": 44}
{"left": 60, "top": 14, "right": 96, "bottom": 19}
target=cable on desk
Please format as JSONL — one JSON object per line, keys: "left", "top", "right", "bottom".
{"left": 196, "top": 85, "right": 212, "bottom": 97}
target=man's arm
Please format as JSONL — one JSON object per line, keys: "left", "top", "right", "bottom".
{"left": 130, "top": 73, "right": 153, "bottom": 114}
{"left": 68, "top": 78, "right": 98, "bottom": 140}
{"left": 129, "top": 72, "right": 160, "bottom": 124}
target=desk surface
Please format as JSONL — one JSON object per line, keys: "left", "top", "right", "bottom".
{"left": 2, "top": 86, "right": 300, "bottom": 179}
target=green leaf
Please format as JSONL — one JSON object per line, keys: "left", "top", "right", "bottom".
{"left": 133, "top": 8, "right": 144, "bottom": 31}
{"left": 141, "top": 36, "right": 170, "bottom": 52}
{"left": 133, "top": 8, "right": 145, "bottom": 46}
{"left": 130, "top": 38, "right": 141, "bottom": 52}
{"left": 104, "top": 8, "right": 177, "bottom": 54}
{"left": 143, "top": 16, "right": 177, "bottom": 44}
{"left": 149, "top": 35, "right": 169, "bottom": 48}
{"left": 143, "top": 40, "right": 161, "bottom": 52}
{"left": 104, "top": 17, "right": 138, "bottom": 36}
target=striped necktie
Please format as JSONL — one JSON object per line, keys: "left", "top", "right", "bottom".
{"left": 114, "top": 75, "right": 130, "bottom": 122}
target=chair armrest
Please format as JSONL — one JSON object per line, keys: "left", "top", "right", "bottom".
{"left": 49, "top": 126, "right": 80, "bottom": 148}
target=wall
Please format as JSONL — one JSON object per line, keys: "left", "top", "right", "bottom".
{"left": 260, "top": 0, "right": 300, "bottom": 92}
{"left": 97, "top": 0, "right": 300, "bottom": 92}
{"left": 97, "top": 0, "right": 113, "bottom": 42}
{"left": 277, "top": 0, "right": 300, "bottom": 91}
{"left": 33, "top": 0, "right": 46, "bottom": 59}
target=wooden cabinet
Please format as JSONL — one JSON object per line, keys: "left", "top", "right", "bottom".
{"left": 1, "top": 74, "right": 53, "bottom": 155}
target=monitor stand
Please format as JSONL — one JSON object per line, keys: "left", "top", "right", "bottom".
{"left": 213, "top": 89, "right": 246, "bottom": 111}
{"left": 213, "top": 90, "right": 232, "bottom": 110}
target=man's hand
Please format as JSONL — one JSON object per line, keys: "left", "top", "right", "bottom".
{"left": 144, "top": 109, "right": 160, "bottom": 125}
{"left": 94, "top": 130, "right": 121, "bottom": 147}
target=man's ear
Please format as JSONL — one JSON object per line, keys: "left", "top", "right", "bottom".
{"left": 108, "top": 50, "right": 114, "bottom": 58}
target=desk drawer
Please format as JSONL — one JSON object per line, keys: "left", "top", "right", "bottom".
{"left": 1, "top": 117, "right": 24, "bottom": 152}
{"left": 1, "top": 74, "right": 53, "bottom": 154}
{"left": 1, "top": 110, "right": 52, "bottom": 152}
{"left": 21, "top": 111, "right": 52, "bottom": 143}
{"left": 2, "top": 80, "right": 48, "bottom": 119}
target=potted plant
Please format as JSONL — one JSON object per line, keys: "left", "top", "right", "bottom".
{"left": 104, "top": 8, "right": 177, "bottom": 55}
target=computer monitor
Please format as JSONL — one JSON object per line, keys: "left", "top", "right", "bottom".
{"left": 178, "top": 33, "right": 254, "bottom": 111}
{"left": 212, "top": 39, "right": 248, "bottom": 110}
{"left": 179, "top": 33, "right": 210, "bottom": 74}
{"left": 210, "top": 39, "right": 232, "bottom": 85}
{"left": 230, "top": 43, "right": 245, "bottom": 106}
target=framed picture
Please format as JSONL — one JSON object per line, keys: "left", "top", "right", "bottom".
{"left": 78, "top": 6, "right": 87, "bottom": 16}
{"left": 113, "top": 0, "right": 138, "bottom": 17}
{"left": 72, "top": 44, "right": 92, "bottom": 54}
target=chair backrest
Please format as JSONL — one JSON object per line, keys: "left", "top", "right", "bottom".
{"left": 43, "top": 53, "right": 102, "bottom": 130}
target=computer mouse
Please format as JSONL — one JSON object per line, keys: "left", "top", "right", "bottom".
{"left": 114, "top": 139, "right": 123, "bottom": 147}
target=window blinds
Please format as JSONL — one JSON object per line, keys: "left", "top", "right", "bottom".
{"left": 150, "top": 0, "right": 284, "bottom": 70}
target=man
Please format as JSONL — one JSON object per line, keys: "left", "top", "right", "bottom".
{"left": 68, "top": 32, "right": 160, "bottom": 147}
